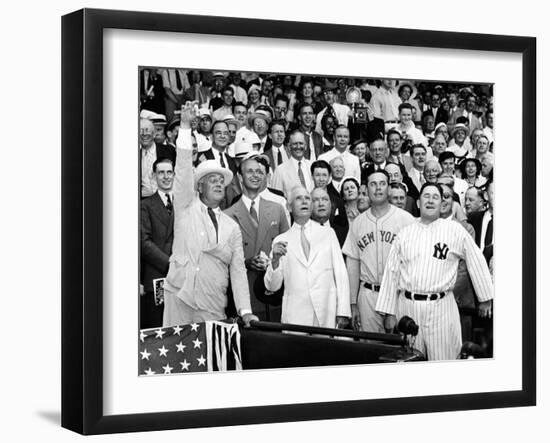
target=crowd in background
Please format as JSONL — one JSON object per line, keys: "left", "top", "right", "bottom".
{"left": 139, "top": 67, "right": 495, "bottom": 360}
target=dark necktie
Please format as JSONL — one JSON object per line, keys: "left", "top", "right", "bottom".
{"left": 249, "top": 200, "right": 259, "bottom": 228}
{"left": 277, "top": 148, "right": 283, "bottom": 166}
{"left": 305, "top": 133, "right": 311, "bottom": 159}
{"left": 175, "top": 70, "right": 182, "bottom": 90}
{"left": 485, "top": 216, "right": 493, "bottom": 247}
{"left": 219, "top": 152, "right": 226, "bottom": 168}
{"left": 165, "top": 193, "right": 173, "bottom": 214}
{"left": 207, "top": 207, "right": 219, "bottom": 242}
{"left": 298, "top": 161, "right": 306, "bottom": 187}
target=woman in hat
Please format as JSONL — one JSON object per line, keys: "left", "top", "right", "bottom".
{"left": 460, "top": 158, "right": 487, "bottom": 188}
{"left": 247, "top": 84, "right": 263, "bottom": 115}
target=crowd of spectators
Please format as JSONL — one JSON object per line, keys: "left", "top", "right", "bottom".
{"left": 139, "top": 68, "right": 495, "bottom": 359}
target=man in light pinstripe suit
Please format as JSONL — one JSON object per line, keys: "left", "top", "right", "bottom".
{"left": 375, "top": 182, "right": 493, "bottom": 361}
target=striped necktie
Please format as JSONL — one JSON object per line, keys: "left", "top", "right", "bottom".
{"left": 298, "top": 161, "right": 306, "bottom": 187}
{"left": 300, "top": 225, "right": 310, "bottom": 260}
{"left": 249, "top": 200, "right": 259, "bottom": 228}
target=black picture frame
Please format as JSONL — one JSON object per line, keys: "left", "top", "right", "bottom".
{"left": 62, "top": 8, "right": 536, "bottom": 435}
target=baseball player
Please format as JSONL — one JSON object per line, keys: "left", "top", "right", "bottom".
{"left": 343, "top": 170, "right": 415, "bottom": 333}
{"left": 375, "top": 182, "right": 493, "bottom": 360}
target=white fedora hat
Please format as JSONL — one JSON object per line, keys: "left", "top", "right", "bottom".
{"left": 194, "top": 160, "right": 233, "bottom": 188}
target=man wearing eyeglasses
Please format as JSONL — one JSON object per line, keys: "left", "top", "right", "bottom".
{"left": 140, "top": 117, "right": 176, "bottom": 198}
{"left": 162, "top": 102, "right": 259, "bottom": 328}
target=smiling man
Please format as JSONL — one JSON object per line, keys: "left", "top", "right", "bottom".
{"left": 264, "top": 186, "right": 351, "bottom": 328}
{"left": 271, "top": 129, "right": 314, "bottom": 198}
{"left": 162, "top": 102, "right": 259, "bottom": 328}
{"left": 375, "top": 182, "right": 494, "bottom": 361}
{"left": 318, "top": 125, "right": 361, "bottom": 184}
{"left": 225, "top": 153, "right": 289, "bottom": 321}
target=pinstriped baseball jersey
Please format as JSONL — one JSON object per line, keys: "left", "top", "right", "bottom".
{"left": 342, "top": 205, "right": 415, "bottom": 287}
{"left": 376, "top": 217, "right": 494, "bottom": 316}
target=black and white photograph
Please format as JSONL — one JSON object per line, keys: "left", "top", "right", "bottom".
{"left": 138, "top": 68, "right": 495, "bottom": 374}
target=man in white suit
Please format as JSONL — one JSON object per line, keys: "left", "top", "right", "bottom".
{"left": 264, "top": 186, "right": 351, "bottom": 328}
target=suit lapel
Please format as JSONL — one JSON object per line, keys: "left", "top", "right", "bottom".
{"left": 151, "top": 192, "right": 171, "bottom": 228}
{"left": 233, "top": 199, "right": 257, "bottom": 242}
{"left": 255, "top": 199, "right": 273, "bottom": 254}
{"left": 289, "top": 225, "right": 309, "bottom": 267}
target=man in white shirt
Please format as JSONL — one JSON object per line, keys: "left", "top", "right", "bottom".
{"left": 264, "top": 186, "right": 351, "bottom": 328}
{"left": 315, "top": 87, "right": 351, "bottom": 135}
{"left": 328, "top": 156, "right": 346, "bottom": 193}
{"left": 318, "top": 125, "right": 361, "bottom": 183}
{"left": 162, "top": 68, "right": 190, "bottom": 120}
{"left": 395, "top": 103, "right": 429, "bottom": 148}
{"left": 263, "top": 119, "right": 290, "bottom": 171}
{"left": 407, "top": 144, "right": 428, "bottom": 195}
{"left": 371, "top": 79, "right": 401, "bottom": 127}
{"left": 271, "top": 130, "right": 314, "bottom": 198}
{"left": 225, "top": 153, "right": 290, "bottom": 320}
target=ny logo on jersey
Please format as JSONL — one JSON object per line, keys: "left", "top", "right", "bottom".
{"left": 432, "top": 242, "right": 450, "bottom": 260}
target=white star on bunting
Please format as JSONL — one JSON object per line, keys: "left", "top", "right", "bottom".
{"left": 180, "top": 360, "right": 190, "bottom": 371}
{"left": 140, "top": 349, "right": 151, "bottom": 360}
{"left": 172, "top": 325, "right": 183, "bottom": 336}
{"left": 144, "top": 368, "right": 155, "bottom": 375}
{"left": 139, "top": 331, "right": 146, "bottom": 342}
{"left": 155, "top": 328, "right": 166, "bottom": 339}
{"left": 162, "top": 364, "right": 173, "bottom": 374}
{"left": 176, "top": 342, "right": 186, "bottom": 353}
{"left": 190, "top": 323, "right": 200, "bottom": 332}
{"left": 192, "top": 338, "right": 202, "bottom": 349}
{"left": 197, "top": 355, "right": 206, "bottom": 366}
{"left": 158, "top": 345, "right": 169, "bottom": 357}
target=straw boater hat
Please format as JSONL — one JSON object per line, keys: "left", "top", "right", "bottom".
{"left": 222, "top": 114, "right": 239, "bottom": 127}
{"left": 193, "top": 160, "right": 233, "bottom": 189}
{"left": 247, "top": 109, "right": 272, "bottom": 127}
{"left": 452, "top": 123, "right": 469, "bottom": 137}
{"left": 139, "top": 109, "right": 167, "bottom": 125}
{"left": 397, "top": 80, "right": 418, "bottom": 99}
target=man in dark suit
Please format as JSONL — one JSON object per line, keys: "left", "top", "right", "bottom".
{"left": 140, "top": 157, "right": 175, "bottom": 329}
{"left": 466, "top": 180, "right": 494, "bottom": 356}
{"left": 225, "top": 153, "right": 290, "bottom": 321}
{"left": 310, "top": 160, "right": 348, "bottom": 246}
{"left": 348, "top": 103, "right": 385, "bottom": 145}
{"left": 295, "top": 102, "right": 324, "bottom": 160}
{"left": 424, "top": 91, "right": 449, "bottom": 125}
{"left": 140, "top": 117, "right": 176, "bottom": 199}
{"left": 263, "top": 119, "right": 290, "bottom": 171}
{"left": 196, "top": 120, "right": 240, "bottom": 209}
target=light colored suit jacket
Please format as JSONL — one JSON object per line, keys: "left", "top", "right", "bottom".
{"left": 165, "top": 131, "right": 251, "bottom": 320}
{"left": 264, "top": 221, "right": 351, "bottom": 328}
{"left": 270, "top": 157, "right": 314, "bottom": 199}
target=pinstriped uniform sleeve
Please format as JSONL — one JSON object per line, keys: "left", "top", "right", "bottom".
{"left": 376, "top": 233, "right": 403, "bottom": 315}
{"left": 462, "top": 227, "right": 494, "bottom": 302}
